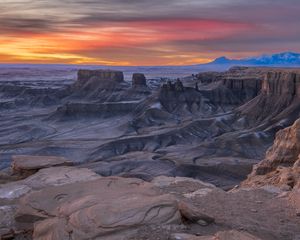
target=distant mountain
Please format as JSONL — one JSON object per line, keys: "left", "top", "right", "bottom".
{"left": 208, "top": 52, "right": 300, "bottom": 66}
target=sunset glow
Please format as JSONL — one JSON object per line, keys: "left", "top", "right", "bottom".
{"left": 0, "top": 0, "right": 300, "bottom": 65}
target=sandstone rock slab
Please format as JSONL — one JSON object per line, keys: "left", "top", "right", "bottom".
{"left": 12, "top": 155, "right": 73, "bottom": 176}
{"left": 16, "top": 177, "right": 181, "bottom": 240}
{"left": 0, "top": 167, "right": 100, "bottom": 200}
{"left": 178, "top": 201, "right": 214, "bottom": 225}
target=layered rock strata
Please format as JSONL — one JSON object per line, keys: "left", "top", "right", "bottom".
{"left": 243, "top": 118, "right": 300, "bottom": 189}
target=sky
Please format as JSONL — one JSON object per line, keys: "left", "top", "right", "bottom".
{"left": 0, "top": 0, "right": 300, "bottom": 66}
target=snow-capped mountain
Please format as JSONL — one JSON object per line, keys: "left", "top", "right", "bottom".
{"left": 208, "top": 52, "right": 300, "bottom": 66}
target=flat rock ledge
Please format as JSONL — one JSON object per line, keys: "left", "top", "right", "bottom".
{"left": 0, "top": 166, "right": 101, "bottom": 200}
{"left": 11, "top": 155, "right": 73, "bottom": 177}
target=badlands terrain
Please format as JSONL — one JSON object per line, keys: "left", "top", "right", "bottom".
{"left": 0, "top": 66, "right": 299, "bottom": 239}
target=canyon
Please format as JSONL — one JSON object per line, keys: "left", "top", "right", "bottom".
{"left": 0, "top": 66, "right": 299, "bottom": 239}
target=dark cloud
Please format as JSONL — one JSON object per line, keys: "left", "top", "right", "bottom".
{"left": 0, "top": 17, "right": 60, "bottom": 34}
{"left": 1, "top": 0, "right": 300, "bottom": 31}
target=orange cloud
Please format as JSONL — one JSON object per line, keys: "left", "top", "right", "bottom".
{"left": 1, "top": 0, "right": 299, "bottom": 65}
{"left": 0, "top": 19, "right": 256, "bottom": 65}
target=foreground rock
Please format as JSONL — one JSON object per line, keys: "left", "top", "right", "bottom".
{"left": 16, "top": 177, "right": 181, "bottom": 240}
{"left": 0, "top": 205, "right": 18, "bottom": 237}
{"left": 0, "top": 166, "right": 101, "bottom": 238}
{"left": 171, "top": 230, "right": 262, "bottom": 240}
{"left": 12, "top": 155, "right": 73, "bottom": 177}
{"left": 242, "top": 117, "right": 300, "bottom": 220}
{"left": 0, "top": 167, "right": 101, "bottom": 200}
{"left": 244, "top": 118, "right": 300, "bottom": 189}
{"left": 1, "top": 170, "right": 300, "bottom": 239}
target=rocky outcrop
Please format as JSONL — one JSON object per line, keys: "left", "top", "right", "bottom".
{"left": 0, "top": 205, "right": 18, "bottom": 238}
{"left": 195, "top": 71, "right": 222, "bottom": 85}
{"left": 77, "top": 69, "right": 124, "bottom": 85}
{"left": 11, "top": 155, "right": 73, "bottom": 177}
{"left": 178, "top": 201, "right": 215, "bottom": 225}
{"left": 0, "top": 167, "right": 101, "bottom": 200}
{"left": 262, "top": 71, "right": 300, "bottom": 96}
{"left": 161, "top": 79, "right": 185, "bottom": 92}
{"left": 68, "top": 70, "right": 126, "bottom": 100}
{"left": 222, "top": 77, "right": 262, "bottom": 101}
{"left": 1, "top": 165, "right": 300, "bottom": 240}
{"left": 195, "top": 67, "right": 264, "bottom": 105}
{"left": 0, "top": 84, "right": 63, "bottom": 109}
{"left": 238, "top": 68, "right": 300, "bottom": 123}
{"left": 0, "top": 166, "right": 101, "bottom": 238}
{"left": 196, "top": 68, "right": 300, "bottom": 113}
{"left": 258, "top": 118, "right": 300, "bottom": 172}
{"left": 16, "top": 177, "right": 181, "bottom": 240}
{"left": 199, "top": 84, "right": 244, "bottom": 107}
{"left": 243, "top": 118, "right": 300, "bottom": 189}
{"left": 132, "top": 73, "right": 147, "bottom": 87}
{"left": 158, "top": 80, "right": 214, "bottom": 115}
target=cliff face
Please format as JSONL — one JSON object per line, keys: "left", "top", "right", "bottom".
{"left": 158, "top": 80, "right": 214, "bottom": 116}
{"left": 222, "top": 77, "right": 262, "bottom": 102}
{"left": 237, "top": 70, "right": 300, "bottom": 126}
{"left": 195, "top": 67, "right": 265, "bottom": 107}
{"left": 262, "top": 72, "right": 300, "bottom": 96}
{"left": 67, "top": 70, "right": 127, "bottom": 101}
{"left": 77, "top": 69, "right": 124, "bottom": 84}
{"left": 254, "top": 118, "right": 300, "bottom": 173}
{"left": 263, "top": 119, "right": 300, "bottom": 169}
{"left": 72, "top": 70, "right": 125, "bottom": 92}
{"left": 243, "top": 118, "right": 300, "bottom": 189}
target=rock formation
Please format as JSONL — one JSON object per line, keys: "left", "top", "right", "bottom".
{"left": 175, "top": 79, "right": 185, "bottom": 92}
{"left": 16, "top": 177, "right": 181, "bottom": 240}
{"left": 238, "top": 69, "right": 300, "bottom": 125}
{"left": 132, "top": 73, "right": 147, "bottom": 87}
{"left": 11, "top": 155, "right": 73, "bottom": 177}
{"left": 222, "top": 77, "right": 261, "bottom": 101}
{"left": 69, "top": 69, "right": 127, "bottom": 100}
{"left": 77, "top": 69, "right": 124, "bottom": 85}
{"left": 195, "top": 67, "right": 264, "bottom": 105}
{"left": 1, "top": 163, "right": 300, "bottom": 239}
{"left": 262, "top": 71, "right": 300, "bottom": 96}
{"left": 243, "top": 118, "right": 300, "bottom": 189}
{"left": 0, "top": 167, "right": 101, "bottom": 200}
{"left": 158, "top": 79, "right": 213, "bottom": 115}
